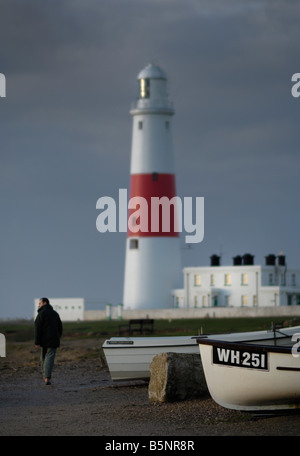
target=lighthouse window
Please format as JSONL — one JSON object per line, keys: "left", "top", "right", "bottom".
{"left": 165, "top": 121, "right": 169, "bottom": 129}
{"left": 140, "top": 78, "right": 150, "bottom": 99}
{"left": 129, "top": 239, "right": 139, "bottom": 249}
{"left": 138, "top": 121, "right": 143, "bottom": 130}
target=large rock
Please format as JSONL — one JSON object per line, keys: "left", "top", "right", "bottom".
{"left": 148, "top": 352, "right": 208, "bottom": 402}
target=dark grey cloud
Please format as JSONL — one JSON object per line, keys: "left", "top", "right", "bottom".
{"left": 0, "top": 0, "right": 299, "bottom": 318}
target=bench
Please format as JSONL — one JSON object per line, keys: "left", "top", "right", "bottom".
{"left": 119, "top": 319, "right": 154, "bottom": 336}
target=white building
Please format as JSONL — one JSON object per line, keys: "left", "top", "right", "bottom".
{"left": 34, "top": 298, "right": 85, "bottom": 321}
{"left": 33, "top": 298, "right": 115, "bottom": 321}
{"left": 172, "top": 254, "right": 300, "bottom": 309}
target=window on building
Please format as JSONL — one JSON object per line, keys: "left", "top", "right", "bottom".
{"left": 194, "top": 296, "right": 198, "bottom": 308}
{"left": 225, "top": 295, "right": 231, "bottom": 306}
{"left": 202, "top": 296, "right": 207, "bottom": 307}
{"left": 138, "top": 121, "right": 143, "bottom": 130}
{"left": 165, "top": 121, "right": 169, "bottom": 129}
{"left": 241, "top": 295, "right": 248, "bottom": 306}
{"left": 297, "top": 295, "right": 300, "bottom": 306}
{"left": 241, "top": 273, "right": 248, "bottom": 285}
{"left": 129, "top": 239, "right": 139, "bottom": 249}
{"left": 224, "top": 274, "right": 231, "bottom": 285}
{"left": 292, "top": 274, "right": 296, "bottom": 286}
{"left": 281, "top": 274, "right": 286, "bottom": 286}
{"left": 210, "top": 274, "right": 215, "bottom": 286}
{"left": 194, "top": 274, "right": 201, "bottom": 286}
{"left": 269, "top": 273, "right": 273, "bottom": 285}
{"left": 140, "top": 78, "right": 150, "bottom": 98}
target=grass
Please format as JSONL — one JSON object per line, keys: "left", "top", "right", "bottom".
{"left": 1, "top": 316, "right": 299, "bottom": 342}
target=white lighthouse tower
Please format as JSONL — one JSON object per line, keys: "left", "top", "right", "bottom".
{"left": 123, "top": 63, "right": 182, "bottom": 310}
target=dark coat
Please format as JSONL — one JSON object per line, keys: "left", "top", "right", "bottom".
{"left": 34, "top": 303, "right": 63, "bottom": 348}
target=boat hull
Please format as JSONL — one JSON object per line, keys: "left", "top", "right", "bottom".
{"left": 198, "top": 334, "right": 300, "bottom": 412}
{"left": 102, "top": 336, "right": 199, "bottom": 381}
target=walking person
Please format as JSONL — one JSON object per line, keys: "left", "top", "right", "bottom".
{"left": 34, "top": 297, "right": 63, "bottom": 385}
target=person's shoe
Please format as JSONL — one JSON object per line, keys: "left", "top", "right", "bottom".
{"left": 44, "top": 378, "right": 51, "bottom": 385}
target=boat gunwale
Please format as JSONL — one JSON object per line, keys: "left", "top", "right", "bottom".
{"left": 102, "top": 342, "right": 198, "bottom": 349}
{"left": 196, "top": 337, "right": 296, "bottom": 354}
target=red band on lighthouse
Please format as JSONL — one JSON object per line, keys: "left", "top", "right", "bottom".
{"left": 127, "top": 173, "right": 179, "bottom": 238}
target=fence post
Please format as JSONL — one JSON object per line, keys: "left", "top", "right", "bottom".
{"left": 117, "top": 303, "right": 123, "bottom": 320}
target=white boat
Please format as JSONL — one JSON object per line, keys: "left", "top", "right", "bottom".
{"left": 197, "top": 325, "right": 300, "bottom": 412}
{"left": 102, "top": 335, "right": 199, "bottom": 381}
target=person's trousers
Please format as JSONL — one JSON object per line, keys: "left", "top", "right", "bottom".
{"left": 41, "top": 347, "right": 56, "bottom": 379}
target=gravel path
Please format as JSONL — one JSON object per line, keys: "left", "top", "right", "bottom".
{"left": 1, "top": 339, "right": 300, "bottom": 437}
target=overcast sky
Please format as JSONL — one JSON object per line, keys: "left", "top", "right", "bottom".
{"left": 0, "top": 0, "right": 299, "bottom": 319}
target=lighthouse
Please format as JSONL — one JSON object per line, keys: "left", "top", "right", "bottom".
{"left": 123, "top": 63, "right": 182, "bottom": 310}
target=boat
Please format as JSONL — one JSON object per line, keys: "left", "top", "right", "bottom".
{"left": 102, "top": 335, "right": 199, "bottom": 381}
{"left": 197, "top": 325, "right": 300, "bottom": 412}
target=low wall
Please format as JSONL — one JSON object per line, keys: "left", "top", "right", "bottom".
{"left": 84, "top": 310, "right": 106, "bottom": 320}
{"left": 84, "top": 306, "right": 300, "bottom": 321}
